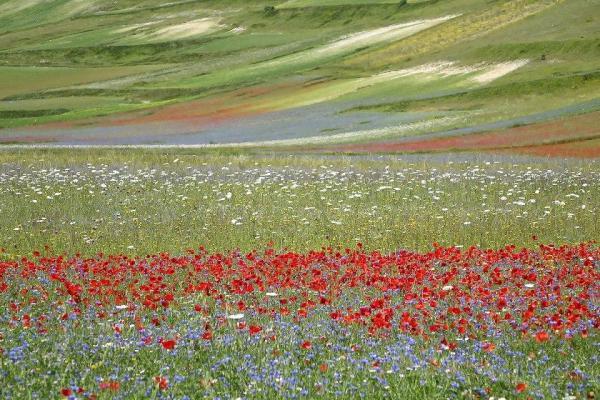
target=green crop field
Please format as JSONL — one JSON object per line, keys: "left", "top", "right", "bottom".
{"left": 0, "top": 0, "right": 596, "bottom": 151}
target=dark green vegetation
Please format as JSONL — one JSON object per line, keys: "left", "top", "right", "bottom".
{"left": 0, "top": 0, "right": 598, "bottom": 149}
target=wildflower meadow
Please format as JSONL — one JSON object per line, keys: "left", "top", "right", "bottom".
{"left": 0, "top": 151, "right": 598, "bottom": 399}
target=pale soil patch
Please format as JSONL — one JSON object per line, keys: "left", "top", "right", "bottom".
{"left": 359, "top": 59, "right": 529, "bottom": 90}
{"left": 0, "top": 0, "right": 97, "bottom": 17}
{"left": 313, "top": 16, "right": 458, "bottom": 57}
{"left": 367, "top": 61, "right": 479, "bottom": 82}
{"left": 63, "top": 0, "right": 97, "bottom": 15}
{"left": 376, "top": 60, "right": 529, "bottom": 85}
{"left": 152, "top": 17, "right": 222, "bottom": 40}
{"left": 267, "top": 16, "right": 458, "bottom": 67}
{"left": 272, "top": 61, "right": 494, "bottom": 109}
{"left": 276, "top": 62, "right": 470, "bottom": 109}
{"left": 0, "top": 0, "right": 45, "bottom": 15}
{"left": 114, "top": 22, "right": 160, "bottom": 34}
{"left": 472, "top": 60, "right": 530, "bottom": 84}
{"left": 116, "top": 17, "right": 222, "bottom": 42}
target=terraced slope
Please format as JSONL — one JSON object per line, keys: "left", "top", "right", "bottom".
{"left": 0, "top": 0, "right": 598, "bottom": 156}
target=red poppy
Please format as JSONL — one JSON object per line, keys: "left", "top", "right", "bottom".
{"left": 154, "top": 376, "right": 169, "bottom": 390}
{"left": 99, "top": 380, "right": 120, "bottom": 391}
{"left": 160, "top": 338, "right": 176, "bottom": 350}
{"left": 249, "top": 325, "right": 262, "bottom": 335}
{"left": 535, "top": 331, "right": 550, "bottom": 343}
{"left": 482, "top": 342, "right": 496, "bottom": 352}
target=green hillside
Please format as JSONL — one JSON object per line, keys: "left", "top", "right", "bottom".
{"left": 0, "top": 0, "right": 598, "bottom": 152}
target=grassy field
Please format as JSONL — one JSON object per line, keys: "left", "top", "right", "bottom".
{"left": 0, "top": 150, "right": 598, "bottom": 399}
{"left": 1, "top": 150, "right": 598, "bottom": 256}
{"left": 0, "top": 65, "right": 161, "bottom": 99}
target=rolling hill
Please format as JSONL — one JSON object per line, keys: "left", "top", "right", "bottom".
{"left": 0, "top": 0, "right": 598, "bottom": 156}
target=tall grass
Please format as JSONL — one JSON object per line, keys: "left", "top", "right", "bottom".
{"left": 1, "top": 150, "right": 597, "bottom": 258}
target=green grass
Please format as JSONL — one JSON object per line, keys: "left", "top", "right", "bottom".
{"left": 279, "top": 0, "right": 405, "bottom": 8}
{"left": 0, "top": 101, "right": 170, "bottom": 130}
{"left": 346, "top": 71, "right": 600, "bottom": 125}
{"left": 0, "top": 109, "right": 69, "bottom": 119}
{"left": 0, "top": 65, "right": 161, "bottom": 99}
{"left": 0, "top": 150, "right": 598, "bottom": 257}
{"left": 0, "top": 96, "right": 126, "bottom": 111}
